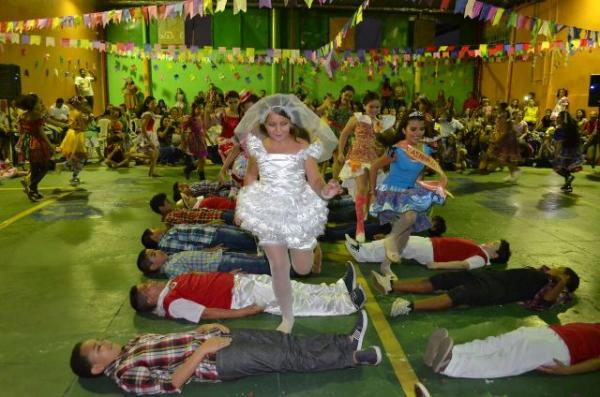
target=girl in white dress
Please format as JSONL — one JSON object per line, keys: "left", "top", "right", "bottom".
{"left": 235, "top": 94, "right": 340, "bottom": 333}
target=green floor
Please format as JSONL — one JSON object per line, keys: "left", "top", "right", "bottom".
{"left": 0, "top": 164, "right": 598, "bottom": 397}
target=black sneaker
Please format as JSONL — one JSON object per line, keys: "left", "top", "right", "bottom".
{"left": 349, "top": 309, "right": 368, "bottom": 351}
{"left": 26, "top": 190, "right": 39, "bottom": 202}
{"left": 350, "top": 285, "right": 366, "bottom": 309}
{"left": 564, "top": 184, "right": 573, "bottom": 193}
{"left": 355, "top": 346, "right": 382, "bottom": 366}
{"left": 414, "top": 382, "right": 432, "bottom": 397}
{"left": 20, "top": 179, "right": 30, "bottom": 195}
{"left": 343, "top": 261, "right": 357, "bottom": 293}
{"left": 31, "top": 191, "right": 44, "bottom": 200}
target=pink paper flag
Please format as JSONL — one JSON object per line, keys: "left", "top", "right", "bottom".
{"left": 259, "top": 0, "right": 272, "bottom": 8}
{"left": 147, "top": 6, "right": 158, "bottom": 20}
{"left": 471, "top": 1, "right": 483, "bottom": 19}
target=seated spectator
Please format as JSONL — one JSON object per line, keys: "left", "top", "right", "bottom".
{"left": 523, "top": 98, "right": 539, "bottom": 129}
{"left": 372, "top": 265, "right": 579, "bottom": 317}
{"left": 69, "top": 315, "right": 380, "bottom": 395}
{"left": 423, "top": 323, "right": 600, "bottom": 377}
{"left": 129, "top": 264, "right": 365, "bottom": 323}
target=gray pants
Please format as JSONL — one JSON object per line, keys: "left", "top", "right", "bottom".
{"left": 216, "top": 329, "right": 354, "bottom": 381}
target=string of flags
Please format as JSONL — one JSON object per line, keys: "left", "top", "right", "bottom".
{"left": 441, "top": 0, "right": 599, "bottom": 40}
{"left": 0, "top": 1, "right": 337, "bottom": 33}
{"left": 1, "top": 29, "right": 596, "bottom": 73}
{"left": 316, "top": 0, "right": 370, "bottom": 57}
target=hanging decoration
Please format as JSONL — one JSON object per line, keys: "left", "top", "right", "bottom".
{"left": 0, "top": 0, "right": 334, "bottom": 33}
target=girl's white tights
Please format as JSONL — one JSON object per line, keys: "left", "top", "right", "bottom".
{"left": 264, "top": 244, "right": 294, "bottom": 334}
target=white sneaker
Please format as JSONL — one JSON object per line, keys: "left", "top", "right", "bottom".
{"left": 379, "top": 260, "right": 398, "bottom": 281}
{"left": 344, "top": 234, "right": 365, "bottom": 262}
{"left": 390, "top": 298, "right": 412, "bottom": 317}
{"left": 370, "top": 270, "right": 392, "bottom": 295}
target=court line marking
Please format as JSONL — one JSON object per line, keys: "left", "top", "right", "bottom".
{"left": 0, "top": 191, "right": 74, "bottom": 230}
{"left": 354, "top": 264, "right": 419, "bottom": 397}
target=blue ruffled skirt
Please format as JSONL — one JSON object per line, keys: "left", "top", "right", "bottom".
{"left": 369, "top": 184, "right": 445, "bottom": 231}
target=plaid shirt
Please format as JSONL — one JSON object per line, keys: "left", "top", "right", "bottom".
{"left": 158, "top": 224, "right": 219, "bottom": 255}
{"left": 104, "top": 330, "right": 222, "bottom": 395}
{"left": 162, "top": 250, "right": 224, "bottom": 278}
{"left": 189, "top": 180, "right": 237, "bottom": 198}
{"left": 163, "top": 208, "right": 224, "bottom": 226}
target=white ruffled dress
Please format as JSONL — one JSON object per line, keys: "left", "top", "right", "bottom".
{"left": 236, "top": 134, "right": 328, "bottom": 250}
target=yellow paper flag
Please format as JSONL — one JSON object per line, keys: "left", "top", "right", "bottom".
{"left": 541, "top": 41, "right": 550, "bottom": 50}
{"left": 356, "top": 8, "right": 364, "bottom": 24}
{"left": 30, "top": 35, "right": 41, "bottom": 45}
{"left": 493, "top": 9, "right": 504, "bottom": 26}
{"left": 216, "top": 0, "right": 227, "bottom": 12}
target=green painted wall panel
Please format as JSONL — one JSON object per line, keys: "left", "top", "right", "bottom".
{"left": 106, "top": 54, "right": 145, "bottom": 107}
{"left": 242, "top": 8, "right": 270, "bottom": 49}
{"left": 419, "top": 60, "right": 475, "bottom": 111}
{"left": 213, "top": 11, "right": 242, "bottom": 48}
{"left": 106, "top": 20, "right": 144, "bottom": 46}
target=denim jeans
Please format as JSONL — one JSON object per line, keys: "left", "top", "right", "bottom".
{"left": 220, "top": 211, "right": 235, "bottom": 225}
{"left": 213, "top": 226, "right": 257, "bottom": 251}
{"left": 216, "top": 329, "right": 354, "bottom": 381}
{"left": 217, "top": 252, "right": 270, "bottom": 275}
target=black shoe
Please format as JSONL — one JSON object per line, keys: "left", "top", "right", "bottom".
{"left": 350, "top": 285, "right": 366, "bottom": 309}
{"left": 32, "top": 191, "right": 44, "bottom": 200}
{"left": 20, "top": 179, "right": 30, "bottom": 195}
{"left": 564, "top": 185, "right": 573, "bottom": 193}
{"left": 414, "top": 382, "right": 432, "bottom": 397}
{"left": 349, "top": 309, "right": 368, "bottom": 351}
{"left": 183, "top": 165, "right": 193, "bottom": 179}
{"left": 27, "top": 190, "right": 39, "bottom": 202}
{"left": 355, "top": 346, "right": 382, "bottom": 366}
{"left": 343, "top": 261, "right": 357, "bottom": 293}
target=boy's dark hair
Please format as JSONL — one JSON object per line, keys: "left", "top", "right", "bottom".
{"left": 15, "top": 94, "right": 39, "bottom": 111}
{"left": 173, "top": 182, "right": 182, "bottom": 202}
{"left": 564, "top": 267, "right": 580, "bottom": 292}
{"left": 225, "top": 90, "right": 240, "bottom": 100}
{"left": 70, "top": 343, "right": 101, "bottom": 378}
{"left": 428, "top": 215, "right": 446, "bottom": 237}
{"left": 141, "top": 229, "right": 158, "bottom": 249}
{"left": 129, "top": 285, "right": 155, "bottom": 312}
{"left": 490, "top": 239, "right": 511, "bottom": 264}
{"left": 137, "top": 249, "right": 157, "bottom": 276}
{"left": 362, "top": 91, "right": 380, "bottom": 105}
{"left": 149, "top": 193, "right": 168, "bottom": 214}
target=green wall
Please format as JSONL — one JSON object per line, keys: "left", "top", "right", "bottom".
{"left": 419, "top": 60, "right": 475, "bottom": 112}
{"left": 104, "top": 10, "right": 475, "bottom": 111}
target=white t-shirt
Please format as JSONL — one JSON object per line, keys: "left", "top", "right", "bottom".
{"left": 48, "top": 104, "right": 70, "bottom": 122}
{"left": 154, "top": 283, "right": 206, "bottom": 323}
{"left": 74, "top": 75, "right": 94, "bottom": 96}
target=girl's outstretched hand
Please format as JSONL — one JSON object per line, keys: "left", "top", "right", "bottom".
{"left": 321, "top": 179, "right": 342, "bottom": 200}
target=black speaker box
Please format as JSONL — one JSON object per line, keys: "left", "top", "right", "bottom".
{"left": 589, "top": 74, "right": 600, "bottom": 107}
{"left": 0, "top": 64, "right": 21, "bottom": 101}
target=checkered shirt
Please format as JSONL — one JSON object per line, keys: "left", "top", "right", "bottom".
{"left": 104, "top": 330, "right": 222, "bottom": 395}
{"left": 162, "top": 250, "right": 224, "bottom": 278}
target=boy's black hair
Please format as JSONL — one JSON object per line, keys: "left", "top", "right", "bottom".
{"left": 362, "top": 91, "right": 380, "bottom": 105}
{"left": 149, "top": 193, "right": 168, "bottom": 214}
{"left": 129, "top": 285, "right": 155, "bottom": 312}
{"left": 564, "top": 267, "right": 580, "bottom": 292}
{"left": 173, "top": 182, "right": 182, "bottom": 202}
{"left": 428, "top": 215, "right": 447, "bottom": 237}
{"left": 141, "top": 229, "right": 158, "bottom": 249}
{"left": 137, "top": 249, "right": 157, "bottom": 276}
{"left": 70, "top": 343, "right": 101, "bottom": 378}
{"left": 490, "top": 239, "right": 511, "bottom": 264}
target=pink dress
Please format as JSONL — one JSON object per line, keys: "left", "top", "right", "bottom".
{"left": 183, "top": 117, "right": 208, "bottom": 158}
